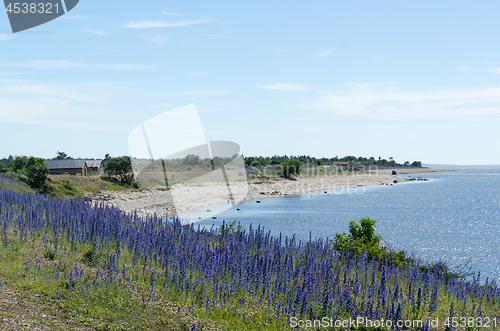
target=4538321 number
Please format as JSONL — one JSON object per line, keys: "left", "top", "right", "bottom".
{"left": 5, "top": 3, "right": 59, "bottom": 14}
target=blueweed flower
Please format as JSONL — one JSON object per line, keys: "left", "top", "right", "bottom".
{"left": 407, "top": 278, "right": 413, "bottom": 303}
{"left": 447, "top": 301, "right": 455, "bottom": 331}
{"left": 393, "top": 279, "right": 399, "bottom": 301}
{"left": 0, "top": 189, "right": 499, "bottom": 327}
{"left": 423, "top": 318, "right": 430, "bottom": 331}
{"left": 416, "top": 287, "right": 422, "bottom": 311}
{"left": 394, "top": 302, "right": 402, "bottom": 329}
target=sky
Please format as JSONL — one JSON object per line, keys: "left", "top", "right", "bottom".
{"left": 1, "top": 1, "right": 500, "bottom": 164}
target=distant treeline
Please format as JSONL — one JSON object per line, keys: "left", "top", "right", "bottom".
{"left": 0, "top": 151, "right": 103, "bottom": 173}
{"left": 244, "top": 155, "right": 422, "bottom": 168}
{"left": 0, "top": 153, "right": 423, "bottom": 174}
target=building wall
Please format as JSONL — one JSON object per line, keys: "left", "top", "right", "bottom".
{"left": 49, "top": 168, "right": 86, "bottom": 176}
{"left": 88, "top": 165, "right": 104, "bottom": 175}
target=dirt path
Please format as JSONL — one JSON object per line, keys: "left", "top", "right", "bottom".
{"left": 0, "top": 284, "right": 97, "bottom": 331}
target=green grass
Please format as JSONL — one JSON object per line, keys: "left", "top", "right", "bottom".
{"left": 1, "top": 224, "right": 499, "bottom": 331}
{"left": 0, "top": 228, "right": 288, "bottom": 330}
{"left": 0, "top": 172, "right": 34, "bottom": 193}
{"left": 46, "top": 174, "right": 136, "bottom": 198}
{"left": 1, "top": 172, "right": 136, "bottom": 198}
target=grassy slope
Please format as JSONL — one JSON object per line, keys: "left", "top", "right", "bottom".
{"left": 0, "top": 227, "right": 276, "bottom": 331}
{"left": 0, "top": 176, "right": 499, "bottom": 331}
{"left": 1, "top": 172, "right": 136, "bottom": 198}
{"left": 46, "top": 174, "right": 135, "bottom": 198}
{"left": 1, "top": 214, "right": 499, "bottom": 331}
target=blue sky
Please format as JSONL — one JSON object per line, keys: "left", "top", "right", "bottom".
{"left": 1, "top": 1, "right": 500, "bottom": 164}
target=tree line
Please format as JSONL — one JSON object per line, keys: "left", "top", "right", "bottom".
{"left": 0, "top": 152, "right": 137, "bottom": 193}
{"left": 0, "top": 152, "right": 424, "bottom": 192}
{"left": 244, "top": 155, "right": 422, "bottom": 168}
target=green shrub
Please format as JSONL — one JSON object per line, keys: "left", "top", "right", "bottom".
{"left": 82, "top": 245, "right": 101, "bottom": 266}
{"left": 12, "top": 156, "right": 28, "bottom": 172}
{"left": 105, "top": 156, "right": 135, "bottom": 185}
{"left": 280, "top": 159, "right": 303, "bottom": 178}
{"left": 333, "top": 216, "right": 409, "bottom": 266}
{"left": 25, "top": 157, "right": 49, "bottom": 193}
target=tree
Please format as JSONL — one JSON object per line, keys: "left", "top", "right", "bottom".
{"left": 12, "top": 156, "right": 29, "bottom": 172}
{"left": 25, "top": 157, "right": 49, "bottom": 193}
{"left": 104, "top": 154, "right": 111, "bottom": 162}
{"left": 280, "top": 159, "right": 303, "bottom": 178}
{"left": 411, "top": 161, "right": 422, "bottom": 167}
{"left": 182, "top": 154, "right": 200, "bottom": 167}
{"left": 333, "top": 216, "right": 408, "bottom": 265}
{"left": 105, "top": 156, "right": 134, "bottom": 184}
{"left": 55, "top": 151, "right": 72, "bottom": 159}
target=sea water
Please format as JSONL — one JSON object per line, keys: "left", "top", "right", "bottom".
{"left": 184, "top": 165, "right": 500, "bottom": 280}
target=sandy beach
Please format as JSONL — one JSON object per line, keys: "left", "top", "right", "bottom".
{"left": 88, "top": 167, "right": 444, "bottom": 218}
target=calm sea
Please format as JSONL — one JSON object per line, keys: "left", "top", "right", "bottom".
{"left": 185, "top": 165, "right": 500, "bottom": 280}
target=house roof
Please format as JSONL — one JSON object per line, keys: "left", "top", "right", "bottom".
{"left": 86, "top": 160, "right": 103, "bottom": 168}
{"left": 333, "top": 161, "right": 349, "bottom": 165}
{"left": 45, "top": 159, "right": 87, "bottom": 170}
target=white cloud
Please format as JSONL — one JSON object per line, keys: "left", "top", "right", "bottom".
{"left": 1, "top": 84, "right": 97, "bottom": 102}
{"left": 0, "top": 82, "right": 119, "bottom": 130}
{"left": 163, "top": 12, "right": 183, "bottom": 16}
{"left": 124, "top": 20, "right": 214, "bottom": 29}
{"left": 142, "top": 35, "right": 168, "bottom": 45}
{"left": 259, "top": 83, "right": 309, "bottom": 91}
{"left": 0, "top": 60, "right": 84, "bottom": 69}
{"left": 185, "top": 73, "right": 211, "bottom": 76}
{"left": 0, "top": 71, "right": 25, "bottom": 76}
{"left": 93, "top": 64, "right": 156, "bottom": 70}
{"left": 59, "top": 15, "right": 85, "bottom": 20}
{"left": 0, "top": 60, "right": 155, "bottom": 70}
{"left": 309, "top": 51, "right": 332, "bottom": 58}
{"left": 488, "top": 67, "right": 500, "bottom": 74}
{"left": 205, "top": 34, "right": 244, "bottom": 41}
{"left": 0, "top": 33, "right": 13, "bottom": 41}
{"left": 79, "top": 46, "right": 119, "bottom": 52}
{"left": 83, "top": 28, "right": 106, "bottom": 35}
{"left": 457, "top": 66, "right": 470, "bottom": 72}
{"left": 170, "top": 89, "right": 232, "bottom": 97}
{"left": 309, "top": 83, "right": 500, "bottom": 120}
{"left": 0, "top": 98, "right": 117, "bottom": 130}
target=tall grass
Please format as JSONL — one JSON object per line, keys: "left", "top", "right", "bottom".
{"left": 0, "top": 189, "right": 498, "bottom": 330}
{"left": 0, "top": 173, "right": 33, "bottom": 193}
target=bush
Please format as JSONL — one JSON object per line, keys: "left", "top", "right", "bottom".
{"left": 105, "top": 156, "right": 137, "bottom": 187}
{"left": 25, "top": 157, "right": 49, "bottom": 193}
{"left": 12, "top": 156, "right": 28, "bottom": 172}
{"left": 280, "top": 159, "right": 303, "bottom": 178}
{"left": 333, "top": 216, "right": 408, "bottom": 266}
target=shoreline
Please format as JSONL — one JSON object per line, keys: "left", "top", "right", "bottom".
{"left": 89, "top": 167, "right": 444, "bottom": 218}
